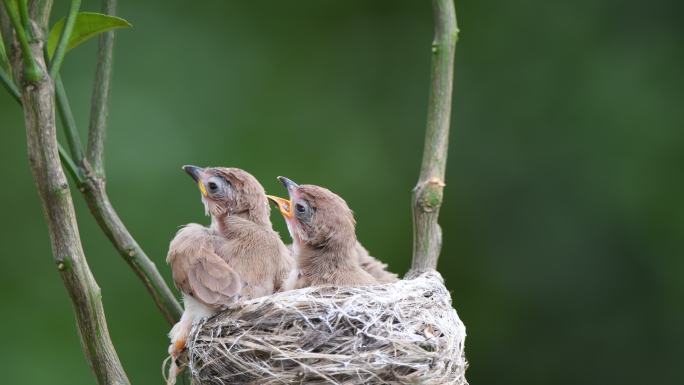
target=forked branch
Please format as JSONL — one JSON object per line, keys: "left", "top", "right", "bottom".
{"left": 75, "top": 0, "right": 182, "bottom": 324}
{"left": 52, "top": 0, "right": 182, "bottom": 324}
{"left": 0, "top": 3, "right": 129, "bottom": 383}
{"left": 411, "top": 0, "right": 458, "bottom": 272}
{"left": 2, "top": 0, "right": 182, "bottom": 325}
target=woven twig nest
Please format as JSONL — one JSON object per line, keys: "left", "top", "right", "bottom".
{"left": 187, "top": 271, "right": 467, "bottom": 385}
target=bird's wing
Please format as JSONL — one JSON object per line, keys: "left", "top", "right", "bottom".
{"left": 167, "top": 224, "right": 242, "bottom": 308}
{"left": 354, "top": 241, "right": 399, "bottom": 283}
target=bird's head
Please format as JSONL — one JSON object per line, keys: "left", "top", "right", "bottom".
{"left": 182, "top": 165, "right": 270, "bottom": 225}
{"left": 267, "top": 176, "right": 356, "bottom": 250}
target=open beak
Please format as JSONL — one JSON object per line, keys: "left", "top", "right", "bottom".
{"left": 277, "top": 176, "right": 299, "bottom": 193}
{"left": 182, "top": 165, "right": 208, "bottom": 197}
{"left": 267, "top": 195, "right": 293, "bottom": 219}
{"left": 268, "top": 177, "right": 300, "bottom": 219}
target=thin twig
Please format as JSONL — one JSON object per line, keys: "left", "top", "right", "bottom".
{"left": 0, "top": 10, "right": 129, "bottom": 384}
{"left": 48, "top": 0, "right": 80, "bottom": 77}
{"left": 2, "top": 0, "right": 40, "bottom": 82}
{"left": 0, "top": 6, "right": 11, "bottom": 52}
{"left": 410, "top": 0, "right": 458, "bottom": 272}
{"left": 55, "top": 76, "right": 85, "bottom": 161}
{"left": 81, "top": 176, "right": 183, "bottom": 324}
{"left": 87, "top": 0, "right": 116, "bottom": 176}
{"left": 17, "top": 0, "right": 29, "bottom": 36}
{"left": 4, "top": 0, "right": 181, "bottom": 326}
{"left": 0, "top": 65, "right": 20, "bottom": 102}
{"left": 47, "top": 0, "right": 182, "bottom": 323}
{"left": 53, "top": 76, "right": 182, "bottom": 325}
{"left": 0, "top": 18, "right": 8, "bottom": 67}
{"left": 59, "top": 142, "right": 84, "bottom": 185}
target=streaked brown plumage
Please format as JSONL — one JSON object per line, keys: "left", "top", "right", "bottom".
{"left": 166, "top": 166, "right": 295, "bottom": 383}
{"left": 269, "top": 176, "right": 397, "bottom": 288}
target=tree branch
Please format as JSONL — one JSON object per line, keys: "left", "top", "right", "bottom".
{"left": 410, "top": 0, "right": 458, "bottom": 273}
{"left": 28, "top": 0, "right": 52, "bottom": 31}
{"left": 2, "top": 0, "right": 40, "bottom": 82}
{"left": 55, "top": 76, "right": 85, "bottom": 161}
{"left": 1, "top": 13, "right": 129, "bottom": 384}
{"left": 49, "top": 0, "right": 182, "bottom": 324}
{"left": 48, "top": 0, "right": 79, "bottom": 77}
{"left": 59, "top": 142, "right": 84, "bottom": 185}
{"left": 80, "top": 174, "right": 182, "bottom": 324}
{"left": 87, "top": 0, "right": 116, "bottom": 176}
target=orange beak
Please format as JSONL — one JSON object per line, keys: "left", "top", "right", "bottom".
{"left": 267, "top": 195, "right": 293, "bottom": 219}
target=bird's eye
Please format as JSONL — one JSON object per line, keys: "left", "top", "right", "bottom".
{"left": 295, "top": 203, "right": 306, "bottom": 213}
{"left": 208, "top": 182, "right": 218, "bottom": 191}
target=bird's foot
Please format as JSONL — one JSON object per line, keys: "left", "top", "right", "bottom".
{"left": 168, "top": 337, "right": 186, "bottom": 359}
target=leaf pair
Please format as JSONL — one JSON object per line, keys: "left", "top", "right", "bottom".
{"left": 47, "top": 12, "right": 131, "bottom": 58}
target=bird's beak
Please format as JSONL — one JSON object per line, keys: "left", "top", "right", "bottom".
{"left": 267, "top": 195, "right": 293, "bottom": 219}
{"left": 269, "top": 177, "right": 299, "bottom": 219}
{"left": 182, "top": 165, "right": 208, "bottom": 197}
{"left": 277, "top": 176, "right": 299, "bottom": 195}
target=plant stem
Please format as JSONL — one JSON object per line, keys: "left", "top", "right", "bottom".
{"left": 4, "top": 15, "right": 129, "bottom": 384}
{"left": 87, "top": 0, "right": 116, "bottom": 176}
{"left": 55, "top": 76, "right": 85, "bottom": 162}
{"left": 59, "top": 142, "right": 84, "bottom": 185}
{"left": 17, "top": 0, "right": 29, "bottom": 36}
{"left": 0, "top": 26, "right": 8, "bottom": 67}
{"left": 48, "top": 0, "right": 80, "bottom": 77}
{"left": 410, "top": 0, "right": 458, "bottom": 273}
{"left": 53, "top": 81, "right": 182, "bottom": 325}
{"left": 47, "top": 0, "right": 182, "bottom": 323}
{"left": 81, "top": 174, "right": 183, "bottom": 324}
{"left": 82, "top": 0, "right": 184, "bottom": 324}
{"left": 5, "top": 0, "right": 181, "bottom": 326}
{"left": 2, "top": 0, "right": 40, "bottom": 82}
{"left": 28, "top": 0, "right": 54, "bottom": 31}
{"left": 0, "top": 64, "right": 20, "bottom": 102}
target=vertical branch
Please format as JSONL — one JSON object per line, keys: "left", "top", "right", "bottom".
{"left": 5, "top": 0, "right": 181, "bottom": 327}
{"left": 48, "top": 0, "right": 80, "bottom": 77}
{"left": 55, "top": 77, "right": 84, "bottom": 161}
{"left": 87, "top": 0, "right": 116, "bottom": 176}
{"left": 1, "top": 13, "right": 129, "bottom": 385}
{"left": 28, "top": 0, "right": 53, "bottom": 31}
{"left": 2, "top": 0, "right": 40, "bottom": 81}
{"left": 78, "top": 0, "right": 182, "bottom": 324}
{"left": 410, "top": 0, "right": 458, "bottom": 273}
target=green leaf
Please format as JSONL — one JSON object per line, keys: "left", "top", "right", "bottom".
{"left": 47, "top": 12, "right": 131, "bottom": 58}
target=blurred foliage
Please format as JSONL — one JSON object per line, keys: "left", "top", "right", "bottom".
{"left": 0, "top": 0, "right": 682, "bottom": 384}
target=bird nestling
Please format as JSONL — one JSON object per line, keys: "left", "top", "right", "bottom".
{"left": 268, "top": 176, "right": 396, "bottom": 287}
{"left": 165, "top": 166, "right": 295, "bottom": 383}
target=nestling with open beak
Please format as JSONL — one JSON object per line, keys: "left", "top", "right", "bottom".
{"left": 268, "top": 176, "right": 396, "bottom": 287}
{"left": 165, "top": 166, "right": 295, "bottom": 383}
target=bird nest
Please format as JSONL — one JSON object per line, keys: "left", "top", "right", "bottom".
{"left": 187, "top": 271, "right": 468, "bottom": 384}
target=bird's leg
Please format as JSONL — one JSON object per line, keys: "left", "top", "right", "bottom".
{"left": 166, "top": 314, "right": 192, "bottom": 385}
{"left": 168, "top": 316, "right": 192, "bottom": 358}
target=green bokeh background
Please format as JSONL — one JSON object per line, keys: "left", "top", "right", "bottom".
{"left": 1, "top": 0, "right": 682, "bottom": 384}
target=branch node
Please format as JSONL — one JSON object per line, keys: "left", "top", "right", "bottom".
{"left": 56, "top": 257, "right": 71, "bottom": 270}
{"left": 54, "top": 182, "right": 69, "bottom": 197}
{"left": 416, "top": 178, "right": 446, "bottom": 213}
